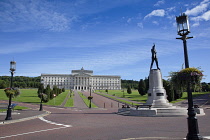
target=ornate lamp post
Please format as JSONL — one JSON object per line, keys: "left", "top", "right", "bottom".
{"left": 39, "top": 93, "right": 43, "bottom": 111}
{"left": 5, "top": 61, "right": 16, "bottom": 120}
{"left": 88, "top": 85, "right": 93, "bottom": 108}
{"left": 176, "top": 13, "right": 202, "bottom": 140}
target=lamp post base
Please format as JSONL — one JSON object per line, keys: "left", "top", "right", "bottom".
{"left": 39, "top": 103, "right": 43, "bottom": 111}
{"left": 5, "top": 107, "right": 12, "bottom": 120}
{"left": 89, "top": 100, "right": 91, "bottom": 108}
{"left": 186, "top": 113, "right": 203, "bottom": 140}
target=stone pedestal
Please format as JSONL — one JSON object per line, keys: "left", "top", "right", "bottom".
{"left": 117, "top": 69, "right": 205, "bottom": 117}
{"left": 144, "top": 69, "right": 173, "bottom": 108}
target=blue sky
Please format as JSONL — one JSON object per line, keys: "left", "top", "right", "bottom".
{"left": 0, "top": 0, "right": 210, "bottom": 82}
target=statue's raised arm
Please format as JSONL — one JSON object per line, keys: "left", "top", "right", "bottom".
{"left": 150, "top": 44, "right": 160, "bottom": 70}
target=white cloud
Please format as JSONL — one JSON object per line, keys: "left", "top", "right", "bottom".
{"left": 0, "top": 0, "right": 71, "bottom": 32}
{"left": 200, "top": 10, "right": 210, "bottom": 21}
{"left": 185, "top": 0, "right": 210, "bottom": 16}
{"left": 154, "top": 0, "right": 165, "bottom": 7}
{"left": 127, "top": 18, "right": 132, "bottom": 23}
{"left": 152, "top": 21, "right": 159, "bottom": 25}
{"left": 144, "top": 9, "right": 165, "bottom": 19}
{"left": 137, "top": 22, "right": 143, "bottom": 29}
{"left": 191, "top": 10, "right": 210, "bottom": 26}
{"left": 167, "top": 7, "right": 175, "bottom": 12}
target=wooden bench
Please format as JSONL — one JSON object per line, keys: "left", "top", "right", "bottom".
{"left": 122, "top": 104, "right": 130, "bottom": 108}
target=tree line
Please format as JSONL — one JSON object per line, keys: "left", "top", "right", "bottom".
{"left": 0, "top": 76, "right": 41, "bottom": 89}
{"left": 37, "top": 84, "right": 65, "bottom": 103}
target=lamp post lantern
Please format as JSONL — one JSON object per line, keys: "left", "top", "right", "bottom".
{"left": 176, "top": 13, "right": 202, "bottom": 140}
{"left": 5, "top": 61, "right": 16, "bottom": 120}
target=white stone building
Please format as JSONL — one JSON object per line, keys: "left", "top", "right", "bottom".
{"left": 41, "top": 68, "right": 121, "bottom": 90}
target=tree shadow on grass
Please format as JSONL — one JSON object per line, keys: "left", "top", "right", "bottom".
{"left": 23, "top": 101, "right": 40, "bottom": 103}
{"left": 21, "top": 96, "right": 38, "bottom": 97}
{"left": 131, "top": 99, "right": 147, "bottom": 102}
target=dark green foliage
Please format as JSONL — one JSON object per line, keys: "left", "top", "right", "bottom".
{"left": 105, "top": 89, "right": 108, "bottom": 93}
{"left": 121, "top": 80, "right": 138, "bottom": 89}
{"left": 38, "top": 84, "right": 64, "bottom": 103}
{"left": 163, "top": 79, "right": 174, "bottom": 102}
{"left": 144, "top": 77, "right": 149, "bottom": 91}
{"left": 201, "top": 82, "right": 210, "bottom": 92}
{"left": 138, "top": 79, "right": 146, "bottom": 96}
{"left": 122, "top": 78, "right": 149, "bottom": 91}
{"left": 127, "top": 86, "right": 132, "bottom": 94}
{"left": 0, "top": 76, "right": 41, "bottom": 89}
{"left": 0, "top": 80, "right": 8, "bottom": 89}
{"left": 44, "top": 85, "right": 51, "bottom": 102}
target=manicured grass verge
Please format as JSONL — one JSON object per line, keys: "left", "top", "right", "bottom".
{"left": 96, "top": 90, "right": 147, "bottom": 103}
{"left": 97, "top": 90, "right": 210, "bottom": 104}
{"left": 171, "top": 92, "right": 209, "bottom": 103}
{"left": 64, "top": 98, "right": 74, "bottom": 107}
{"left": 0, "top": 106, "right": 29, "bottom": 112}
{"left": 0, "top": 89, "right": 69, "bottom": 106}
{"left": 78, "top": 92, "right": 98, "bottom": 108}
{"left": 44, "top": 90, "right": 69, "bottom": 106}
{"left": 0, "top": 89, "right": 40, "bottom": 103}
{"left": 95, "top": 92, "right": 140, "bottom": 106}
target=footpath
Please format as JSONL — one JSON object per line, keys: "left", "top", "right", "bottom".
{"left": 81, "top": 91, "right": 124, "bottom": 108}
{"left": 1, "top": 92, "right": 210, "bottom": 125}
{"left": 0, "top": 100, "right": 49, "bottom": 125}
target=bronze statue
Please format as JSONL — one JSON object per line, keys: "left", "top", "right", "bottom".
{"left": 150, "top": 44, "right": 160, "bottom": 70}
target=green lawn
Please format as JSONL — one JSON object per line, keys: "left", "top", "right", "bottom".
{"left": 95, "top": 92, "right": 140, "bottom": 106}
{"left": 96, "top": 90, "right": 210, "bottom": 104}
{"left": 43, "top": 90, "right": 69, "bottom": 106}
{"left": 64, "top": 98, "right": 74, "bottom": 107}
{"left": 1, "top": 89, "right": 209, "bottom": 108}
{"left": 0, "top": 89, "right": 70, "bottom": 106}
{"left": 78, "top": 92, "right": 98, "bottom": 108}
{"left": 171, "top": 92, "right": 209, "bottom": 103}
{"left": 96, "top": 90, "right": 148, "bottom": 103}
{"left": 0, "top": 105, "right": 29, "bottom": 112}
{"left": 0, "top": 89, "right": 40, "bottom": 103}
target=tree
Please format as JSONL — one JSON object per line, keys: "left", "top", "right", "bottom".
{"left": 201, "top": 82, "right": 210, "bottom": 92}
{"left": 163, "top": 79, "right": 174, "bottom": 102}
{"left": 0, "top": 80, "right": 7, "bottom": 89}
{"left": 42, "top": 85, "right": 51, "bottom": 102}
{"left": 138, "top": 79, "right": 146, "bottom": 96}
{"left": 144, "top": 77, "right": 149, "bottom": 92}
{"left": 127, "top": 86, "right": 132, "bottom": 94}
{"left": 105, "top": 89, "right": 108, "bottom": 94}
{"left": 38, "top": 84, "right": 44, "bottom": 94}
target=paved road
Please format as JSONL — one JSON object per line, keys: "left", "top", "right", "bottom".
{"left": 174, "top": 93, "right": 210, "bottom": 108}
{"left": 1, "top": 92, "right": 210, "bottom": 140}
{"left": 0, "top": 102, "right": 210, "bottom": 140}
